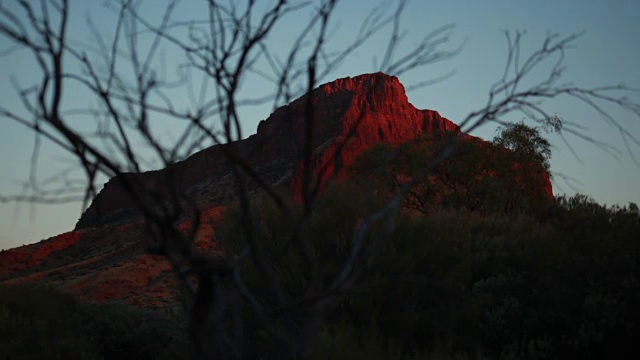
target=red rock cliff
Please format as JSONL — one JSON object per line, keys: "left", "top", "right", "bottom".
{"left": 76, "top": 72, "right": 550, "bottom": 228}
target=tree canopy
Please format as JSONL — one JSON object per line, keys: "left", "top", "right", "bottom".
{"left": 493, "top": 122, "right": 553, "bottom": 172}
{"left": 352, "top": 125, "right": 554, "bottom": 215}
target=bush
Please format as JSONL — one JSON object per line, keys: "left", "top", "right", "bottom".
{"left": 0, "top": 285, "right": 101, "bottom": 360}
{"left": 0, "top": 285, "right": 194, "bottom": 360}
{"left": 218, "top": 189, "right": 640, "bottom": 359}
{"left": 3, "top": 191, "right": 638, "bottom": 359}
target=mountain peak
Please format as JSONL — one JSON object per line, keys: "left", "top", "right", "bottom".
{"left": 320, "top": 72, "right": 403, "bottom": 95}
{"left": 76, "top": 73, "right": 458, "bottom": 228}
{"left": 257, "top": 72, "right": 410, "bottom": 139}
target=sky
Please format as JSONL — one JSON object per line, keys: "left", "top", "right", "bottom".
{"left": 1, "top": 0, "right": 639, "bottom": 250}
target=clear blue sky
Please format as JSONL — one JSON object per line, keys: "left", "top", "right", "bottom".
{"left": 1, "top": 0, "right": 639, "bottom": 250}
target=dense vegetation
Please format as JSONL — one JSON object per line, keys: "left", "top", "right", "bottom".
{"left": 0, "top": 285, "right": 192, "bottom": 359}
{"left": 217, "top": 188, "right": 639, "bottom": 360}
{"left": 1, "top": 124, "right": 638, "bottom": 359}
{"left": 353, "top": 123, "right": 553, "bottom": 215}
{"left": 217, "top": 125, "right": 639, "bottom": 359}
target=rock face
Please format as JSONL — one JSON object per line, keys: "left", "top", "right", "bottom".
{"left": 76, "top": 72, "right": 463, "bottom": 229}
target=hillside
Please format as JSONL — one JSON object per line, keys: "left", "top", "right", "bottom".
{"left": 0, "top": 72, "right": 552, "bottom": 307}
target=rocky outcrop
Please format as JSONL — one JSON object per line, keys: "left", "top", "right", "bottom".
{"left": 2, "top": 72, "right": 554, "bottom": 307}
{"left": 76, "top": 72, "right": 465, "bottom": 229}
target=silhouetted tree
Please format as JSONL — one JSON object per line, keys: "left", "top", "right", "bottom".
{"left": 493, "top": 121, "right": 554, "bottom": 172}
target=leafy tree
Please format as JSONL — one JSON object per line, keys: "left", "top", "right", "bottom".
{"left": 493, "top": 122, "right": 553, "bottom": 172}
{"left": 353, "top": 129, "right": 553, "bottom": 215}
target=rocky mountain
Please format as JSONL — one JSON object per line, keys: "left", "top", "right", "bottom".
{"left": 76, "top": 72, "right": 462, "bottom": 229}
{"left": 0, "top": 72, "right": 552, "bottom": 307}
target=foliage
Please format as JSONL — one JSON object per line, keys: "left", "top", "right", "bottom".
{"left": 0, "top": 285, "right": 101, "bottom": 360}
{"left": 493, "top": 122, "right": 553, "bottom": 172}
{"left": 352, "top": 129, "right": 552, "bottom": 215}
{"left": 77, "top": 302, "right": 194, "bottom": 360}
{"left": 0, "top": 285, "right": 193, "bottom": 360}
{"left": 214, "top": 185, "right": 640, "bottom": 359}
{"left": 2, "top": 189, "right": 639, "bottom": 359}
